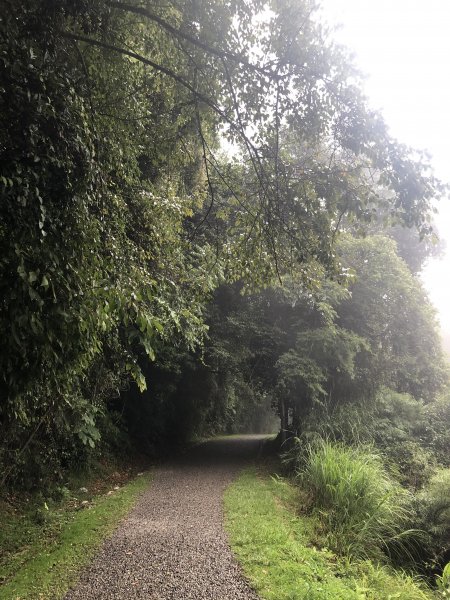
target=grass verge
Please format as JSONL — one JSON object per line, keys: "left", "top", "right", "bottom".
{"left": 224, "top": 468, "right": 436, "bottom": 600}
{"left": 0, "top": 470, "right": 151, "bottom": 600}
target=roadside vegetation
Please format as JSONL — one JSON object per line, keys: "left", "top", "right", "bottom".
{"left": 0, "top": 460, "right": 151, "bottom": 600}
{"left": 225, "top": 467, "right": 447, "bottom": 600}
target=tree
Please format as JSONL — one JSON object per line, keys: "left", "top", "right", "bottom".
{"left": 185, "top": 234, "right": 446, "bottom": 445}
{"left": 1, "top": 0, "right": 215, "bottom": 482}
{"left": 0, "top": 0, "right": 444, "bottom": 484}
{"left": 338, "top": 235, "right": 446, "bottom": 403}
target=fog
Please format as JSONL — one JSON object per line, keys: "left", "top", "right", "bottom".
{"left": 320, "top": 0, "right": 450, "bottom": 342}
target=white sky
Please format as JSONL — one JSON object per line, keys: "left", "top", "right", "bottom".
{"left": 319, "top": 0, "right": 450, "bottom": 334}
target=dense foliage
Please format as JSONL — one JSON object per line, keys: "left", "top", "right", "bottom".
{"left": 186, "top": 234, "right": 446, "bottom": 439}
{"left": 1, "top": 0, "right": 448, "bottom": 554}
{"left": 1, "top": 0, "right": 450, "bottom": 593}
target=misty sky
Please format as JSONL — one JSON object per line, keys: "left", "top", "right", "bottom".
{"left": 319, "top": 0, "right": 450, "bottom": 335}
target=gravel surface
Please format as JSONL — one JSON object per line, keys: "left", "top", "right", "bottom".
{"left": 65, "top": 435, "right": 266, "bottom": 599}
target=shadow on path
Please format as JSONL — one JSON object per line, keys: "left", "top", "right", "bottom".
{"left": 178, "top": 434, "right": 270, "bottom": 466}
{"left": 65, "top": 435, "right": 270, "bottom": 600}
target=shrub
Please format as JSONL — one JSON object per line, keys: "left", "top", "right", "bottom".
{"left": 414, "top": 468, "right": 450, "bottom": 571}
{"left": 300, "top": 440, "right": 417, "bottom": 560}
{"left": 384, "top": 441, "right": 436, "bottom": 490}
{"left": 424, "top": 396, "right": 450, "bottom": 467}
{"left": 297, "top": 389, "right": 437, "bottom": 489}
{"left": 436, "top": 562, "right": 450, "bottom": 598}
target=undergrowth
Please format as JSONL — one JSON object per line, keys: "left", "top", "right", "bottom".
{"left": 0, "top": 460, "right": 151, "bottom": 600}
{"left": 225, "top": 467, "right": 436, "bottom": 600}
{"left": 299, "top": 441, "right": 418, "bottom": 560}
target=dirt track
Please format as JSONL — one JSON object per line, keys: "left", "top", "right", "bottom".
{"left": 65, "top": 435, "right": 266, "bottom": 599}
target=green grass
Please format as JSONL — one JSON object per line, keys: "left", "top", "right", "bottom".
{"left": 0, "top": 471, "right": 151, "bottom": 600}
{"left": 224, "top": 468, "right": 436, "bottom": 600}
{"left": 300, "top": 441, "right": 415, "bottom": 559}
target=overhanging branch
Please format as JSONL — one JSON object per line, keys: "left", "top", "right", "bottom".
{"left": 107, "top": 1, "right": 274, "bottom": 77}
{"left": 61, "top": 31, "right": 261, "bottom": 158}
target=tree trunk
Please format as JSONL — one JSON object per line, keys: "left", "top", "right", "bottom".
{"left": 279, "top": 398, "right": 288, "bottom": 445}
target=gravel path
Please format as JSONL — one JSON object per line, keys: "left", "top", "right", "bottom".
{"left": 65, "top": 435, "right": 265, "bottom": 599}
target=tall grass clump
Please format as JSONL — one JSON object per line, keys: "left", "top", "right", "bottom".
{"left": 300, "top": 440, "right": 417, "bottom": 560}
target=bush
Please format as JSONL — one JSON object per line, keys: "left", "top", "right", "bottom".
{"left": 299, "top": 440, "right": 416, "bottom": 560}
{"left": 436, "top": 562, "right": 450, "bottom": 598}
{"left": 298, "top": 389, "right": 438, "bottom": 489}
{"left": 424, "top": 396, "right": 450, "bottom": 467}
{"left": 385, "top": 441, "right": 436, "bottom": 490}
{"left": 414, "top": 468, "right": 450, "bottom": 571}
